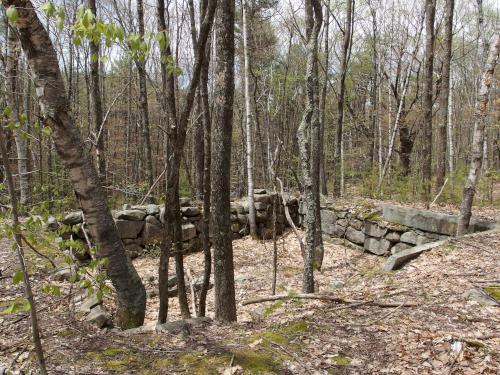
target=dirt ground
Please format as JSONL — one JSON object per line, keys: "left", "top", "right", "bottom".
{"left": 1, "top": 221, "right": 499, "bottom": 374}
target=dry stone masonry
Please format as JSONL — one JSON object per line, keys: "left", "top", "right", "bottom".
{"left": 53, "top": 189, "right": 299, "bottom": 260}
{"left": 318, "top": 203, "right": 497, "bottom": 257}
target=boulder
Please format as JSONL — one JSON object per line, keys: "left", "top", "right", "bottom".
{"left": 142, "top": 218, "right": 164, "bottom": 245}
{"left": 85, "top": 305, "right": 111, "bottom": 328}
{"left": 256, "top": 210, "right": 269, "bottom": 223}
{"left": 115, "top": 209, "right": 146, "bottom": 221}
{"left": 336, "top": 211, "right": 348, "bottom": 219}
{"left": 390, "top": 242, "right": 412, "bottom": 255}
{"left": 181, "top": 223, "right": 197, "bottom": 241}
{"left": 115, "top": 219, "right": 144, "bottom": 239}
{"left": 145, "top": 204, "right": 160, "bottom": 215}
{"left": 364, "top": 237, "right": 392, "bottom": 255}
{"left": 237, "top": 214, "right": 248, "bottom": 225}
{"left": 79, "top": 294, "right": 102, "bottom": 314}
{"left": 385, "top": 231, "right": 401, "bottom": 242}
{"left": 254, "top": 194, "right": 271, "bottom": 203}
{"left": 345, "top": 227, "right": 365, "bottom": 245}
{"left": 364, "top": 221, "right": 388, "bottom": 238}
{"left": 400, "top": 231, "right": 431, "bottom": 245}
{"left": 183, "top": 237, "right": 202, "bottom": 253}
{"left": 62, "top": 211, "right": 83, "bottom": 225}
{"left": 350, "top": 219, "right": 363, "bottom": 231}
{"left": 51, "top": 266, "right": 75, "bottom": 282}
{"left": 254, "top": 189, "right": 267, "bottom": 194}
{"left": 320, "top": 209, "right": 338, "bottom": 226}
{"left": 181, "top": 206, "right": 200, "bottom": 217}
{"left": 383, "top": 239, "right": 448, "bottom": 271}
{"left": 337, "top": 219, "right": 349, "bottom": 227}
{"left": 45, "top": 216, "right": 60, "bottom": 232}
{"left": 254, "top": 202, "right": 268, "bottom": 211}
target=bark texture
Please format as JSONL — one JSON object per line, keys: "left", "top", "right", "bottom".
{"left": 5, "top": 0, "right": 146, "bottom": 328}
{"left": 457, "top": 34, "right": 499, "bottom": 235}
{"left": 212, "top": 0, "right": 237, "bottom": 321}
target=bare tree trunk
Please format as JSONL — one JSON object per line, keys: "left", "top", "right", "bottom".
{"left": 457, "top": 35, "right": 499, "bottom": 235}
{"left": 447, "top": 76, "right": 455, "bottom": 173}
{"left": 6, "top": 27, "right": 29, "bottom": 206}
{"left": 422, "top": 0, "right": 435, "bottom": 201}
{"left": 332, "top": 0, "right": 353, "bottom": 197}
{"left": 6, "top": 0, "right": 146, "bottom": 328}
{"left": 198, "top": 30, "right": 212, "bottom": 317}
{"left": 136, "top": 0, "right": 154, "bottom": 189}
{"left": 242, "top": 0, "right": 257, "bottom": 238}
{"left": 88, "top": 0, "right": 106, "bottom": 185}
{"left": 0, "top": 126, "right": 47, "bottom": 375}
{"left": 436, "top": 0, "right": 454, "bottom": 190}
{"left": 319, "top": 0, "right": 330, "bottom": 195}
{"left": 212, "top": 0, "right": 237, "bottom": 321}
{"left": 297, "top": 0, "right": 322, "bottom": 293}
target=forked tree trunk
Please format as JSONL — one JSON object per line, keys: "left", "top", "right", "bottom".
{"left": 242, "top": 0, "right": 257, "bottom": 238}
{"left": 457, "top": 35, "right": 499, "bottom": 235}
{"left": 422, "top": 0, "right": 435, "bottom": 201}
{"left": 436, "top": 0, "right": 454, "bottom": 190}
{"left": 5, "top": 0, "right": 146, "bottom": 328}
{"left": 212, "top": 0, "right": 237, "bottom": 321}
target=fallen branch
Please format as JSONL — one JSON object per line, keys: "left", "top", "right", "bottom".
{"left": 20, "top": 234, "right": 56, "bottom": 268}
{"left": 241, "top": 293, "right": 417, "bottom": 308}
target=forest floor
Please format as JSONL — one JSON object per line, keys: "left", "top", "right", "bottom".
{"left": 1, "top": 209, "right": 499, "bottom": 374}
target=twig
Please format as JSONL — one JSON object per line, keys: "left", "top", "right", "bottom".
{"left": 241, "top": 293, "right": 417, "bottom": 308}
{"left": 358, "top": 300, "right": 407, "bottom": 326}
{"left": 186, "top": 268, "right": 198, "bottom": 316}
{"left": 430, "top": 177, "right": 448, "bottom": 207}
{"left": 138, "top": 164, "right": 168, "bottom": 205}
{"left": 20, "top": 234, "right": 56, "bottom": 268}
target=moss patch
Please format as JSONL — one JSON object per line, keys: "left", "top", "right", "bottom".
{"left": 263, "top": 300, "right": 284, "bottom": 316}
{"left": 483, "top": 285, "right": 500, "bottom": 301}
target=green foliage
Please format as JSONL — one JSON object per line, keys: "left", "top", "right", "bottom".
{"left": 12, "top": 270, "right": 24, "bottom": 285}
{"left": 6, "top": 6, "right": 19, "bottom": 24}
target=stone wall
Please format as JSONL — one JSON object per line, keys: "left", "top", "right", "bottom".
{"left": 55, "top": 189, "right": 299, "bottom": 260}
{"left": 319, "top": 203, "right": 497, "bottom": 256}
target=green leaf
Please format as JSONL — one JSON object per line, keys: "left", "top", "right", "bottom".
{"left": 41, "top": 2, "right": 56, "bottom": 17}
{"left": 23, "top": 300, "right": 31, "bottom": 312}
{"left": 42, "top": 126, "right": 53, "bottom": 136}
{"left": 3, "top": 106, "right": 12, "bottom": 118}
{"left": 12, "top": 270, "right": 24, "bottom": 285}
{"left": 2, "top": 303, "right": 19, "bottom": 314}
{"left": 6, "top": 6, "right": 19, "bottom": 24}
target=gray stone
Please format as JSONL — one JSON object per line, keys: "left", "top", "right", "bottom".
{"left": 115, "top": 219, "right": 144, "bottom": 239}
{"left": 385, "top": 231, "right": 401, "bottom": 242}
{"left": 237, "top": 214, "right": 248, "bottom": 225}
{"left": 230, "top": 203, "right": 241, "bottom": 213}
{"left": 390, "top": 242, "right": 412, "bottom": 254}
{"left": 462, "top": 288, "right": 499, "bottom": 306}
{"left": 125, "top": 244, "right": 143, "bottom": 259}
{"left": 179, "top": 197, "right": 192, "bottom": 207}
{"left": 45, "top": 216, "right": 60, "bottom": 232}
{"left": 400, "top": 231, "right": 431, "bottom": 245}
{"left": 364, "top": 221, "right": 388, "bottom": 238}
{"left": 254, "top": 194, "right": 271, "bottom": 203}
{"left": 337, "top": 219, "right": 349, "bottom": 227}
{"left": 183, "top": 237, "right": 202, "bottom": 253}
{"left": 254, "top": 202, "right": 268, "bottom": 211}
{"left": 115, "top": 209, "right": 146, "bottom": 221}
{"left": 142, "top": 220, "right": 164, "bottom": 246}
{"left": 345, "top": 227, "right": 365, "bottom": 245}
{"left": 350, "top": 219, "right": 363, "bottom": 231}
{"left": 155, "top": 317, "right": 212, "bottom": 335}
{"left": 383, "top": 239, "right": 448, "bottom": 271}
{"left": 62, "top": 211, "right": 83, "bottom": 225}
{"left": 320, "top": 210, "right": 338, "bottom": 226}
{"left": 181, "top": 223, "right": 197, "bottom": 241}
{"left": 364, "top": 237, "right": 392, "bottom": 255}
{"left": 51, "top": 266, "right": 75, "bottom": 282}
{"left": 145, "top": 204, "right": 160, "bottom": 215}
{"left": 331, "top": 224, "right": 346, "bottom": 237}
{"left": 336, "top": 211, "right": 348, "bottom": 219}
{"left": 381, "top": 204, "right": 496, "bottom": 236}
{"left": 85, "top": 305, "right": 111, "bottom": 328}
{"left": 330, "top": 280, "right": 345, "bottom": 289}
{"left": 123, "top": 204, "right": 131, "bottom": 210}
{"left": 181, "top": 206, "right": 200, "bottom": 217}
{"left": 79, "top": 295, "right": 102, "bottom": 314}
{"left": 254, "top": 189, "right": 267, "bottom": 194}
{"left": 256, "top": 210, "right": 269, "bottom": 223}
